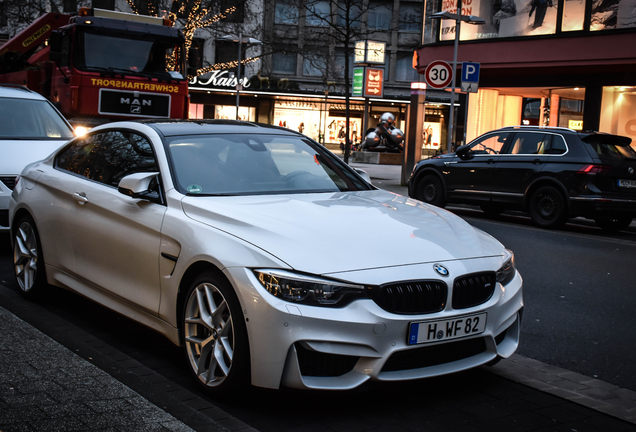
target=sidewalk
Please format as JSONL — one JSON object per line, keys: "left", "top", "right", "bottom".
{"left": 0, "top": 304, "right": 197, "bottom": 432}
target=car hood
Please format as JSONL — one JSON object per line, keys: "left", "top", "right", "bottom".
{"left": 0, "top": 139, "right": 67, "bottom": 175}
{"left": 181, "top": 190, "right": 505, "bottom": 275}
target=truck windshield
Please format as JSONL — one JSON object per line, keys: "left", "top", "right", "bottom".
{"left": 77, "top": 32, "right": 185, "bottom": 79}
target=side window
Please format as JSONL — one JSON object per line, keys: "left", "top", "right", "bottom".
{"left": 56, "top": 130, "right": 158, "bottom": 187}
{"left": 547, "top": 135, "right": 567, "bottom": 154}
{"left": 469, "top": 132, "right": 510, "bottom": 155}
{"left": 507, "top": 133, "right": 549, "bottom": 155}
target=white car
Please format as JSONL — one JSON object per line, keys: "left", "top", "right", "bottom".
{"left": 0, "top": 84, "right": 75, "bottom": 233}
{"left": 10, "top": 120, "right": 523, "bottom": 393}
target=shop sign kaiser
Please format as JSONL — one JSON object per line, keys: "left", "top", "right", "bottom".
{"left": 190, "top": 70, "right": 252, "bottom": 89}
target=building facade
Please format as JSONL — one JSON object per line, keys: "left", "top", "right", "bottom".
{"left": 414, "top": 0, "right": 636, "bottom": 153}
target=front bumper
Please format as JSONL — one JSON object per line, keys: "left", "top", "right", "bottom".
{"left": 226, "top": 260, "right": 523, "bottom": 390}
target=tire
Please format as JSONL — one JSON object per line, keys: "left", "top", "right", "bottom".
{"left": 13, "top": 215, "right": 47, "bottom": 297}
{"left": 528, "top": 186, "right": 568, "bottom": 229}
{"left": 415, "top": 174, "right": 446, "bottom": 207}
{"left": 594, "top": 216, "right": 633, "bottom": 232}
{"left": 181, "top": 271, "right": 250, "bottom": 395}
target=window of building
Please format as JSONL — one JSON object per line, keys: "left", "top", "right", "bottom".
{"left": 0, "top": 3, "right": 7, "bottom": 27}
{"left": 335, "top": 49, "right": 354, "bottom": 78}
{"left": 275, "top": 0, "right": 299, "bottom": 25}
{"left": 399, "top": 2, "right": 422, "bottom": 31}
{"left": 217, "top": 0, "right": 245, "bottom": 23}
{"left": 368, "top": 1, "right": 392, "bottom": 30}
{"left": 591, "top": 0, "right": 636, "bottom": 30}
{"left": 215, "top": 40, "right": 242, "bottom": 76}
{"left": 336, "top": 1, "right": 362, "bottom": 28}
{"left": 272, "top": 52, "right": 297, "bottom": 74}
{"left": 395, "top": 52, "right": 418, "bottom": 81}
{"left": 92, "top": 0, "right": 115, "bottom": 10}
{"left": 63, "top": 0, "right": 77, "bottom": 13}
{"left": 306, "top": 0, "right": 331, "bottom": 26}
{"left": 303, "top": 53, "right": 325, "bottom": 77}
{"left": 561, "top": 0, "right": 585, "bottom": 31}
{"left": 600, "top": 87, "right": 636, "bottom": 145}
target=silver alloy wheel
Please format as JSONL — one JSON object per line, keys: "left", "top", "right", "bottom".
{"left": 13, "top": 221, "right": 39, "bottom": 293}
{"left": 184, "top": 282, "right": 235, "bottom": 387}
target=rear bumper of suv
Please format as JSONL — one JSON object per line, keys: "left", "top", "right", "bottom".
{"left": 570, "top": 196, "right": 636, "bottom": 218}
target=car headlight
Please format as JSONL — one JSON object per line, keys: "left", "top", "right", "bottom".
{"left": 496, "top": 249, "right": 516, "bottom": 286}
{"left": 253, "top": 269, "right": 366, "bottom": 307}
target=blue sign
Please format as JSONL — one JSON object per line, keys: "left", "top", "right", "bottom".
{"left": 461, "top": 62, "right": 480, "bottom": 83}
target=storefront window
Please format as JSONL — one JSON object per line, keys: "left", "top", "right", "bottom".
{"left": 600, "top": 86, "right": 636, "bottom": 144}
{"left": 591, "top": 0, "right": 636, "bottom": 30}
{"left": 440, "top": 0, "right": 558, "bottom": 40}
{"left": 558, "top": 99, "right": 584, "bottom": 129}
{"left": 561, "top": 0, "right": 585, "bottom": 31}
{"left": 215, "top": 105, "right": 256, "bottom": 121}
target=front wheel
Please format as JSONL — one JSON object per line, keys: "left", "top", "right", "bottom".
{"left": 528, "top": 186, "right": 568, "bottom": 229}
{"left": 415, "top": 174, "right": 446, "bottom": 207}
{"left": 181, "top": 271, "right": 250, "bottom": 395}
{"left": 13, "top": 215, "right": 47, "bottom": 297}
{"left": 594, "top": 216, "right": 633, "bottom": 232}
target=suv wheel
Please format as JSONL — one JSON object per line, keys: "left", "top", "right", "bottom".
{"left": 594, "top": 216, "right": 633, "bottom": 232}
{"left": 416, "top": 174, "right": 445, "bottom": 207}
{"left": 529, "top": 186, "right": 567, "bottom": 229}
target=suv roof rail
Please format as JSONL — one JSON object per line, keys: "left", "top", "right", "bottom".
{"left": 0, "top": 83, "right": 37, "bottom": 94}
{"left": 500, "top": 125, "right": 577, "bottom": 133}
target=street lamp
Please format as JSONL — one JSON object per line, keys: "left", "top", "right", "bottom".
{"left": 430, "top": 3, "right": 485, "bottom": 151}
{"left": 217, "top": 33, "right": 262, "bottom": 120}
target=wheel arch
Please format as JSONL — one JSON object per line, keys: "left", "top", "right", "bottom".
{"left": 523, "top": 177, "right": 570, "bottom": 213}
{"left": 176, "top": 261, "right": 237, "bottom": 346}
{"left": 412, "top": 166, "right": 446, "bottom": 197}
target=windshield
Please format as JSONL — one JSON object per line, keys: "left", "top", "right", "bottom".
{"left": 76, "top": 31, "right": 185, "bottom": 79}
{"left": 0, "top": 98, "right": 74, "bottom": 140}
{"left": 166, "top": 134, "right": 372, "bottom": 195}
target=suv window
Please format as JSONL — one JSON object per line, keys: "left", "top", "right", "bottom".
{"left": 582, "top": 135, "right": 636, "bottom": 161}
{"left": 469, "top": 132, "right": 510, "bottom": 154}
{"left": 507, "top": 132, "right": 550, "bottom": 155}
{"left": 56, "top": 130, "right": 158, "bottom": 187}
{"left": 0, "top": 97, "right": 74, "bottom": 140}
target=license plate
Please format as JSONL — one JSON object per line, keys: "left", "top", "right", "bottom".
{"left": 618, "top": 179, "right": 636, "bottom": 188}
{"left": 408, "top": 313, "right": 487, "bottom": 345}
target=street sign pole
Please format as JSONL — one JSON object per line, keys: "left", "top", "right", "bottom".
{"left": 447, "top": 0, "right": 462, "bottom": 153}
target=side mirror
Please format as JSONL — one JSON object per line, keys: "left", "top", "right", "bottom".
{"left": 118, "top": 172, "right": 162, "bottom": 203}
{"left": 48, "top": 31, "right": 63, "bottom": 63}
{"left": 353, "top": 168, "right": 372, "bottom": 184}
{"left": 455, "top": 144, "right": 472, "bottom": 159}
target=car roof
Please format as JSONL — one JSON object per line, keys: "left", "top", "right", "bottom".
{"left": 0, "top": 84, "right": 48, "bottom": 100}
{"left": 136, "top": 119, "right": 306, "bottom": 137}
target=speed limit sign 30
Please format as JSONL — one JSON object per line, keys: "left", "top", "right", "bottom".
{"left": 425, "top": 60, "right": 453, "bottom": 89}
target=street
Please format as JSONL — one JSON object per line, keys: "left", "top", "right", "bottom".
{"left": 1, "top": 207, "right": 636, "bottom": 431}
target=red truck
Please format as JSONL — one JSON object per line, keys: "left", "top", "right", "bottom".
{"left": 0, "top": 8, "right": 193, "bottom": 129}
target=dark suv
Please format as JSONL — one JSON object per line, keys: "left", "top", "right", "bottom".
{"left": 408, "top": 126, "right": 636, "bottom": 231}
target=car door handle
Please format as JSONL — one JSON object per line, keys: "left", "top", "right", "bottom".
{"left": 487, "top": 159, "right": 496, "bottom": 164}
{"left": 533, "top": 159, "right": 542, "bottom": 164}
{"left": 73, "top": 192, "right": 88, "bottom": 204}
{"left": 444, "top": 161, "right": 458, "bottom": 166}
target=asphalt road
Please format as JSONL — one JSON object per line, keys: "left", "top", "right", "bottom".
{"left": 1, "top": 210, "right": 636, "bottom": 431}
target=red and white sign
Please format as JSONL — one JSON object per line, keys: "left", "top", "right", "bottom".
{"left": 363, "top": 68, "right": 384, "bottom": 98}
{"left": 425, "top": 61, "right": 452, "bottom": 89}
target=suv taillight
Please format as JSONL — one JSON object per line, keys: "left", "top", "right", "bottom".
{"left": 577, "top": 164, "right": 613, "bottom": 175}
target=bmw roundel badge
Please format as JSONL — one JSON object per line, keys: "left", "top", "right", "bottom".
{"left": 434, "top": 264, "right": 449, "bottom": 277}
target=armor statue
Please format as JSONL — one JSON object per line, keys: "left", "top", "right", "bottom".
{"left": 362, "top": 113, "right": 404, "bottom": 153}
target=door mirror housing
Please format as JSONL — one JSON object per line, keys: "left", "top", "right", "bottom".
{"left": 118, "top": 172, "right": 162, "bottom": 203}
{"left": 455, "top": 144, "right": 472, "bottom": 160}
{"left": 48, "top": 31, "right": 63, "bottom": 63}
{"left": 353, "top": 168, "right": 372, "bottom": 184}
